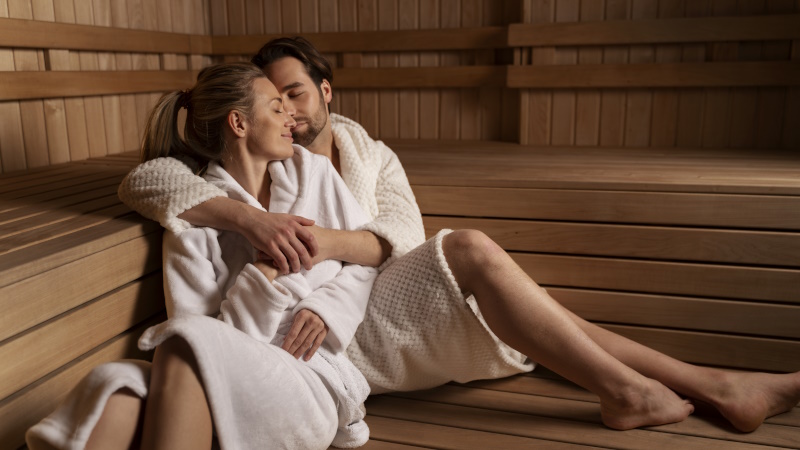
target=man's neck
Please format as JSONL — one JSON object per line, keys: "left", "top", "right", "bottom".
{"left": 306, "top": 121, "right": 341, "bottom": 173}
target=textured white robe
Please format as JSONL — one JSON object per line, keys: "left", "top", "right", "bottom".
{"left": 28, "top": 147, "right": 376, "bottom": 450}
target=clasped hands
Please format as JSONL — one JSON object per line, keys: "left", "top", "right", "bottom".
{"left": 250, "top": 214, "right": 329, "bottom": 361}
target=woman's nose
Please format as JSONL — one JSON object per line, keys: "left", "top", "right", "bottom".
{"left": 285, "top": 114, "right": 297, "bottom": 128}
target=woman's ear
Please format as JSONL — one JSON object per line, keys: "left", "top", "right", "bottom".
{"left": 227, "top": 110, "right": 247, "bottom": 138}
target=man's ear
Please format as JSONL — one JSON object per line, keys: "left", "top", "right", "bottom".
{"left": 320, "top": 79, "right": 333, "bottom": 105}
{"left": 227, "top": 110, "right": 247, "bottom": 138}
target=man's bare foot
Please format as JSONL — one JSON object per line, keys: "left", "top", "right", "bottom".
{"left": 600, "top": 378, "right": 694, "bottom": 430}
{"left": 712, "top": 370, "right": 800, "bottom": 432}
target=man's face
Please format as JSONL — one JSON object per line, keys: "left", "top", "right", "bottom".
{"left": 265, "top": 57, "right": 332, "bottom": 148}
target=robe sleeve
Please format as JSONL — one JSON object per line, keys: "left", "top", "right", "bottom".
{"left": 292, "top": 263, "right": 378, "bottom": 353}
{"left": 118, "top": 156, "right": 227, "bottom": 233}
{"left": 163, "top": 229, "right": 294, "bottom": 344}
{"left": 359, "top": 141, "right": 427, "bottom": 270}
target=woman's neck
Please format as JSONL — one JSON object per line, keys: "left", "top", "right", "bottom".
{"left": 222, "top": 150, "right": 272, "bottom": 208}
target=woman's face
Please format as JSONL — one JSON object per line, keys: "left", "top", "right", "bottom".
{"left": 246, "top": 77, "right": 296, "bottom": 161}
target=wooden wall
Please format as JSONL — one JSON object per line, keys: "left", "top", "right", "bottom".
{"left": 520, "top": 0, "right": 800, "bottom": 149}
{"left": 0, "top": 0, "right": 211, "bottom": 174}
{"left": 210, "top": 0, "right": 521, "bottom": 141}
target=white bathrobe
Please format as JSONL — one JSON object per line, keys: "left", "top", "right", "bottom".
{"left": 27, "top": 146, "right": 376, "bottom": 450}
{"left": 118, "top": 113, "right": 533, "bottom": 394}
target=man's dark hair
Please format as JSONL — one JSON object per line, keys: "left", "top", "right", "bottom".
{"left": 251, "top": 37, "right": 333, "bottom": 87}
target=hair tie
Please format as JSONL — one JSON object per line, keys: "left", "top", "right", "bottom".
{"left": 179, "top": 89, "right": 192, "bottom": 109}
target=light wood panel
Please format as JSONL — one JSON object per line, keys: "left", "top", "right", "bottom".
{"left": 0, "top": 231, "right": 161, "bottom": 341}
{"left": 0, "top": 70, "right": 196, "bottom": 101}
{"left": 0, "top": 17, "right": 210, "bottom": 53}
{"left": 509, "top": 14, "right": 800, "bottom": 46}
{"left": 0, "top": 273, "right": 163, "bottom": 399}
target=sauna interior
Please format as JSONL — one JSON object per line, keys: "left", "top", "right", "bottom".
{"left": 1, "top": 0, "right": 799, "bottom": 448}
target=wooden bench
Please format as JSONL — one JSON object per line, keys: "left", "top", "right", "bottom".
{"left": 1, "top": 143, "right": 799, "bottom": 449}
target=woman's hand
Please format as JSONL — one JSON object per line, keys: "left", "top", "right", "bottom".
{"left": 253, "top": 259, "right": 280, "bottom": 282}
{"left": 238, "top": 209, "right": 319, "bottom": 275}
{"left": 282, "top": 309, "right": 328, "bottom": 361}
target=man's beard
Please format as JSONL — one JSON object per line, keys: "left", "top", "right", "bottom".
{"left": 292, "top": 98, "right": 327, "bottom": 148}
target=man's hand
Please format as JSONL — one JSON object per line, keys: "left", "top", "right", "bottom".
{"left": 282, "top": 309, "right": 328, "bottom": 361}
{"left": 239, "top": 209, "right": 319, "bottom": 275}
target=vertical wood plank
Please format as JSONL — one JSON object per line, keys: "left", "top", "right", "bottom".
{"left": 358, "top": 0, "right": 379, "bottom": 136}
{"left": 648, "top": 0, "right": 682, "bottom": 148}
{"left": 676, "top": 0, "right": 709, "bottom": 147}
{"left": 11, "top": 0, "right": 49, "bottom": 168}
{"left": 398, "top": 0, "right": 419, "bottom": 139}
{"left": 439, "top": 0, "right": 460, "bottom": 139}
{"left": 702, "top": 0, "right": 736, "bottom": 148}
{"left": 624, "top": 0, "right": 656, "bottom": 148}
{"left": 338, "top": 0, "right": 360, "bottom": 123}
{"left": 245, "top": 0, "right": 264, "bottom": 33}
{"left": 227, "top": 0, "right": 246, "bottom": 35}
{"left": 783, "top": 39, "right": 800, "bottom": 149}
{"left": 599, "top": 0, "right": 627, "bottom": 147}
{"left": 574, "top": 0, "right": 602, "bottom": 146}
{"left": 33, "top": 0, "right": 70, "bottom": 165}
{"left": 281, "top": 0, "right": 300, "bottom": 33}
{"left": 300, "top": 0, "right": 317, "bottom": 32}
{"left": 74, "top": 0, "right": 108, "bottom": 158}
{"left": 264, "top": 0, "right": 281, "bottom": 32}
{"left": 418, "top": 0, "right": 440, "bottom": 139}
{"left": 210, "top": 0, "right": 228, "bottom": 35}
{"left": 378, "top": 0, "right": 399, "bottom": 139}
{"left": 551, "top": 0, "right": 578, "bottom": 146}
{"left": 527, "top": 0, "right": 554, "bottom": 145}
{"left": 459, "top": 0, "right": 481, "bottom": 140}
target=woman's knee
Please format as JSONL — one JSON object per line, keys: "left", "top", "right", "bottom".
{"left": 150, "top": 337, "right": 200, "bottom": 392}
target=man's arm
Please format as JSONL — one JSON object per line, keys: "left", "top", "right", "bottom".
{"left": 119, "top": 156, "right": 317, "bottom": 273}
{"left": 180, "top": 197, "right": 319, "bottom": 273}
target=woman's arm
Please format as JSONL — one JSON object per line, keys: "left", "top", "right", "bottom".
{"left": 119, "top": 156, "right": 317, "bottom": 273}
{"left": 307, "top": 226, "right": 391, "bottom": 268}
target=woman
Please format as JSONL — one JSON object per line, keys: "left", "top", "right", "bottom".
{"left": 117, "top": 38, "right": 800, "bottom": 434}
{"left": 27, "top": 62, "right": 378, "bottom": 450}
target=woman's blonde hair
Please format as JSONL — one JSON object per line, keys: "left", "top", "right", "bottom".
{"left": 140, "top": 62, "right": 267, "bottom": 165}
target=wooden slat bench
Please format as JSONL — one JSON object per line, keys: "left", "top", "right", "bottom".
{"left": 2, "top": 143, "right": 800, "bottom": 449}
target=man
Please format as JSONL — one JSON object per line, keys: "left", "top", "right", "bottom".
{"left": 120, "top": 37, "right": 800, "bottom": 432}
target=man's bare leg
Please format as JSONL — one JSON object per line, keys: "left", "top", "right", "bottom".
{"left": 443, "top": 230, "right": 694, "bottom": 430}
{"left": 564, "top": 309, "right": 800, "bottom": 432}
{"left": 443, "top": 229, "right": 800, "bottom": 432}
{"left": 141, "top": 337, "right": 213, "bottom": 449}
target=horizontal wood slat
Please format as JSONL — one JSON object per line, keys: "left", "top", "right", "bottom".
{"left": 414, "top": 186, "right": 800, "bottom": 231}
{"left": 365, "top": 415, "right": 589, "bottom": 450}
{"left": 0, "top": 232, "right": 161, "bottom": 342}
{"left": 514, "top": 253, "right": 799, "bottom": 303}
{"left": 0, "top": 273, "right": 164, "bottom": 400}
{"left": 422, "top": 216, "right": 800, "bottom": 267}
{"left": 604, "top": 324, "right": 800, "bottom": 373}
{"left": 509, "top": 14, "right": 800, "bottom": 47}
{"left": 366, "top": 396, "right": 765, "bottom": 450}
{"left": 507, "top": 62, "right": 800, "bottom": 88}
{"left": 0, "top": 18, "right": 211, "bottom": 54}
{"left": 392, "top": 385, "right": 799, "bottom": 448}
{"left": 0, "top": 71, "right": 196, "bottom": 101}
{"left": 212, "top": 27, "right": 507, "bottom": 55}
{"left": 335, "top": 66, "right": 506, "bottom": 88}
{"left": 547, "top": 287, "right": 800, "bottom": 339}
{"left": 0, "top": 318, "right": 158, "bottom": 450}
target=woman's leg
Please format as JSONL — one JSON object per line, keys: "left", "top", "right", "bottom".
{"left": 443, "top": 229, "right": 800, "bottom": 432}
{"left": 443, "top": 230, "right": 694, "bottom": 430}
{"left": 85, "top": 389, "right": 144, "bottom": 450}
{"left": 141, "top": 337, "right": 213, "bottom": 450}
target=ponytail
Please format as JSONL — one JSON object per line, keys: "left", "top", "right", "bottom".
{"left": 140, "top": 90, "right": 192, "bottom": 163}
